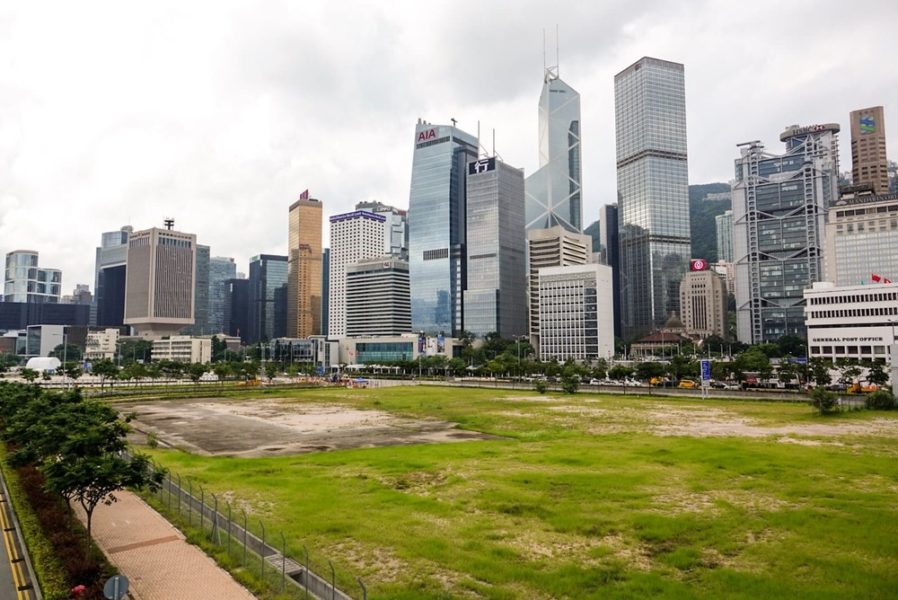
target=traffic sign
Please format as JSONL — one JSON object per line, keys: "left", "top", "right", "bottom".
{"left": 700, "top": 359, "right": 712, "bottom": 382}
{"left": 103, "top": 575, "right": 129, "bottom": 600}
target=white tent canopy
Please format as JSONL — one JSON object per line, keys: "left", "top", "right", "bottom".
{"left": 25, "top": 357, "right": 61, "bottom": 372}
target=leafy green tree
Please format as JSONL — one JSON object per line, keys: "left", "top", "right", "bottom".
{"left": 264, "top": 362, "right": 279, "bottom": 382}
{"left": 608, "top": 365, "right": 634, "bottom": 380}
{"left": 448, "top": 358, "right": 465, "bottom": 376}
{"left": 213, "top": 362, "right": 231, "bottom": 384}
{"left": 778, "top": 359, "right": 798, "bottom": 385}
{"left": 63, "top": 362, "right": 83, "bottom": 383}
{"left": 866, "top": 362, "right": 889, "bottom": 386}
{"left": 561, "top": 373, "right": 580, "bottom": 393}
{"left": 734, "top": 348, "right": 772, "bottom": 381}
{"left": 210, "top": 336, "right": 228, "bottom": 363}
{"left": 636, "top": 361, "right": 666, "bottom": 382}
{"left": 92, "top": 359, "right": 118, "bottom": 389}
{"left": 534, "top": 379, "right": 548, "bottom": 394}
{"left": 809, "top": 386, "right": 838, "bottom": 415}
{"left": 20, "top": 368, "right": 38, "bottom": 383}
{"left": 809, "top": 358, "right": 832, "bottom": 387}
{"left": 50, "top": 343, "right": 83, "bottom": 362}
{"left": 776, "top": 335, "right": 807, "bottom": 358}
{"left": 668, "top": 355, "right": 698, "bottom": 380}
{"left": 187, "top": 363, "right": 208, "bottom": 384}
{"left": 118, "top": 338, "right": 153, "bottom": 365}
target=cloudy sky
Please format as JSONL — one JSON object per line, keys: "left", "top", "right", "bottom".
{"left": 1, "top": 0, "right": 896, "bottom": 290}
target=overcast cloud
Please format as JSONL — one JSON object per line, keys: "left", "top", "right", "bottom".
{"left": 1, "top": 0, "right": 896, "bottom": 290}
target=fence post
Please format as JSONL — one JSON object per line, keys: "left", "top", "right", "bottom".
{"left": 242, "top": 510, "right": 248, "bottom": 567}
{"left": 328, "top": 559, "right": 336, "bottom": 600}
{"left": 199, "top": 486, "right": 205, "bottom": 531}
{"left": 176, "top": 474, "right": 182, "bottom": 515}
{"left": 167, "top": 473, "right": 173, "bottom": 511}
{"left": 211, "top": 493, "right": 219, "bottom": 544}
{"left": 281, "top": 532, "right": 286, "bottom": 592}
{"left": 260, "top": 521, "right": 266, "bottom": 581}
{"left": 357, "top": 577, "right": 367, "bottom": 600}
{"left": 187, "top": 480, "right": 193, "bottom": 525}
{"left": 227, "top": 502, "right": 232, "bottom": 556}
{"left": 303, "top": 545, "right": 310, "bottom": 599}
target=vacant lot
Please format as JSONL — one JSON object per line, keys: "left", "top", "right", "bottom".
{"left": 140, "top": 386, "right": 898, "bottom": 599}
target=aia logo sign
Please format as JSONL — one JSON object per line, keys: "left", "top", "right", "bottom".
{"left": 416, "top": 128, "right": 437, "bottom": 143}
{"left": 690, "top": 259, "right": 707, "bottom": 271}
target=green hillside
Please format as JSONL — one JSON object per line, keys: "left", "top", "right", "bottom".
{"left": 689, "top": 183, "right": 730, "bottom": 262}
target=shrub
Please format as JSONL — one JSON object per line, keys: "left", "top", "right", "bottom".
{"left": 561, "top": 375, "right": 579, "bottom": 394}
{"left": 865, "top": 390, "right": 896, "bottom": 411}
{"left": 534, "top": 380, "right": 548, "bottom": 394}
{"left": 809, "top": 386, "right": 838, "bottom": 414}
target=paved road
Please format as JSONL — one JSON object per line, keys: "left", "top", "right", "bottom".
{"left": 0, "top": 468, "right": 36, "bottom": 600}
{"left": 74, "top": 490, "right": 256, "bottom": 600}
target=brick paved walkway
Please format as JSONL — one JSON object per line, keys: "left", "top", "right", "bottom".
{"left": 74, "top": 491, "right": 256, "bottom": 600}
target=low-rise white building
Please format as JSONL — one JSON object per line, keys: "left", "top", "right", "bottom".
{"left": 85, "top": 328, "right": 120, "bottom": 360}
{"left": 804, "top": 281, "right": 898, "bottom": 365}
{"left": 151, "top": 336, "right": 211, "bottom": 364}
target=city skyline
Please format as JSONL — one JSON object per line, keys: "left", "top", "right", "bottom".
{"left": 0, "top": 1, "right": 896, "bottom": 290}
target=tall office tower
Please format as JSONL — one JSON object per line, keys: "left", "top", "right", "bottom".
{"left": 248, "top": 254, "right": 288, "bottom": 343}
{"left": 598, "top": 203, "right": 621, "bottom": 338}
{"left": 614, "top": 57, "right": 691, "bottom": 340}
{"left": 537, "top": 263, "right": 614, "bottom": 361}
{"left": 183, "top": 244, "right": 210, "bottom": 334}
{"left": 321, "top": 249, "right": 330, "bottom": 336}
{"left": 850, "top": 106, "right": 889, "bottom": 194}
{"left": 824, "top": 189, "right": 898, "bottom": 286}
{"left": 524, "top": 66, "right": 582, "bottom": 232}
{"left": 287, "top": 193, "right": 323, "bottom": 337}
{"left": 345, "top": 258, "right": 411, "bottom": 336}
{"left": 408, "top": 119, "right": 479, "bottom": 335}
{"left": 95, "top": 226, "right": 132, "bottom": 326}
{"left": 679, "top": 266, "right": 727, "bottom": 338}
{"left": 732, "top": 123, "right": 840, "bottom": 344}
{"left": 527, "top": 225, "right": 591, "bottom": 352}
{"left": 328, "top": 210, "right": 386, "bottom": 337}
{"left": 224, "top": 278, "right": 250, "bottom": 342}
{"left": 3, "top": 250, "right": 61, "bottom": 303}
{"left": 716, "top": 210, "right": 734, "bottom": 263}
{"left": 464, "top": 156, "right": 527, "bottom": 337}
{"left": 123, "top": 224, "right": 197, "bottom": 338}
{"left": 355, "top": 201, "right": 408, "bottom": 258}
{"left": 207, "top": 256, "right": 236, "bottom": 334}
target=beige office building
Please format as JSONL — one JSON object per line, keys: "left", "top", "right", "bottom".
{"left": 287, "top": 196, "right": 323, "bottom": 337}
{"left": 850, "top": 106, "right": 889, "bottom": 194}
{"left": 123, "top": 226, "right": 196, "bottom": 338}
{"left": 527, "top": 225, "right": 592, "bottom": 351}
{"left": 824, "top": 190, "right": 898, "bottom": 286}
{"left": 679, "top": 270, "right": 727, "bottom": 338}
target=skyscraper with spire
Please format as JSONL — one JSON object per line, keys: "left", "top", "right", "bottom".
{"left": 524, "top": 64, "right": 582, "bottom": 233}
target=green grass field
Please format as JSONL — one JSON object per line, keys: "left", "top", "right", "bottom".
{"left": 142, "top": 386, "right": 898, "bottom": 599}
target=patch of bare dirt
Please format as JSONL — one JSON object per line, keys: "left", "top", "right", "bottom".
{"left": 652, "top": 490, "right": 797, "bottom": 516}
{"left": 122, "top": 398, "right": 499, "bottom": 457}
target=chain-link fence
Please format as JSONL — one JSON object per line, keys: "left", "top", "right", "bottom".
{"left": 148, "top": 463, "right": 366, "bottom": 600}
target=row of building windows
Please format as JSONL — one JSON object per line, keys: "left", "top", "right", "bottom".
{"left": 808, "top": 306, "right": 898, "bottom": 319}
{"left": 808, "top": 292, "right": 898, "bottom": 305}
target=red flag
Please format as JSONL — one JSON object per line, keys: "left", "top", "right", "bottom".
{"left": 885, "top": 278, "right": 893, "bottom": 284}
{"left": 299, "top": 189, "right": 309, "bottom": 200}
{"left": 871, "top": 273, "right": 882, "bottom": 282}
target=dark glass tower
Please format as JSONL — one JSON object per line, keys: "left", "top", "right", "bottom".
{"left": 248, "top": 254, "right": 288, "bottom": 343}
{"left": 615, "top": 57, "right": 691, "bottom": 339}
{"left": 408, "top": 119, "right": 478, "bottom": 335}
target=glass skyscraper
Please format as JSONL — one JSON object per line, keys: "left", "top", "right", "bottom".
{"left": 525, "top": 68, "right": 582, "bottom": 233}
{"left": 408, "top": 119, "right": 478, "bottom": 335}
{"left": 732, "top": 124, "right": 840, "bottom": 344}
{"left": 464, "top": 157, "right": 527, "bottom": 338}
{"left": 614, "top": 57, "right": 691, "bottom": 340}
{"left": 208, "top": 256, "right": 236, "bottom": 334}
{"left": 248, "top": 254, "right": 288, "bottom": 343}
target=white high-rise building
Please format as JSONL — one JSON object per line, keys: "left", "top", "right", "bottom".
{"left": 328, "top": 210, "right": 386, "bottom": 337}
{"left": 354, "top": 201, "right": 408, "bottom": 259}
{"left": 537, "top": 263, "right": 614, "bottom": 362}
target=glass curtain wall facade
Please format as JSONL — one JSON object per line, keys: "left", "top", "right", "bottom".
{"left": 4, "top": 250, "right": 62, "bottom": 304}
{"left": 614, "top": 57, "right": 691, "bottom": 339}
{"left": 95, "top": 226, "right": 131, "bottom": 326}
{"left": 248, "top": 254, "right": 288, "bottom": 343}
{"left": 599, "top": 203, "right": 621, "bottom": 338}
{"left": 182, "top": 244, "right": 210, "bottom": 334}
{"left": 716, "top": 210, "right": 734, "bottom": 263}
{"left": 464, "top": 157, "right": 527, "bottom": 337}
{"left": 732, "top": 124, "right": 839, "bottom": 344}
{"left": 408, "top": 120, "right": 478, "bottom": 335}
{"left": 208, "top": 257, "right": 236, "bottom": 334}
{"left": 525, "top": 69, "right": 582, "bottom": 232}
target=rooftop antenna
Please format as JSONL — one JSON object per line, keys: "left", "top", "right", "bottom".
{"left": 543, "top": 28, "right": 547, "bottom": 73}
{"left": 163, "top": 218, "right": 174, "bottom": 230}
{"left": 450, "top": 117, "right": 457, "bottom": 128}
{"left": 556, "top": 24, "right": 560, "bottom": 78}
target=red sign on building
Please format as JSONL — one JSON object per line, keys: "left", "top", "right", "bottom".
{"left": 690, "top": 259, "right": 708, "bottom": 271}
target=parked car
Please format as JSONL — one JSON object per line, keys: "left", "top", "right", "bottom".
{"left": 678, "top": 379, "right": 698, "bottom": 389}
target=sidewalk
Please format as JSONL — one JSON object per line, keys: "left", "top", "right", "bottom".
{"left": 74, "top": 491, "right": 256, "bottom": 600}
